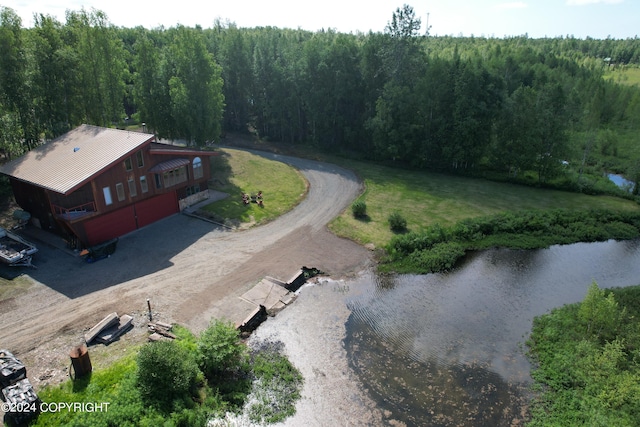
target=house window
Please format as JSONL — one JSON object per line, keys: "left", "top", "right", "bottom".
{"left": 136, "top": 151, "right": 144, "bottom": 168}
{"left": 116, "top": 182, "right": 125, "bottom": 201}
{"left": 124, "top": 157, "right": 133, "bottom": 171}
{"left": 140, "top": 175, "right": 149, "bottom": 193}
{"left": 162, "top": 165, "right": 188, "bottom": 188}
{"left": 193, "top": 157, "right": 203, "bottom": 179}
{"left": 103, "top": 186, "right": 113, "bottom": 206}
{"left": 186, "top": 184, "right": 201, "bottom": 196}
{"left": 155, "top": 174, "right": 162, "bottom": 189}
{"left": 128, "top": 178, "right": 137, "bottom": 197}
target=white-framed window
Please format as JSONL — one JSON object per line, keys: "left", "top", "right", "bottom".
{"left": 128, "top": 178, "right": 137, "bottom": 197}
{"left": 103, "top": 186, "right": 113, "bottom": 206}
{"left": 116, "top": 182, "right": 125, "bottom": 202}
{"left": 140, "top": 175, "right": 149, "bottom": 193}
{"left": 193, "top": 157, "right": 203, "bottom": 179}
{"left": 136, "top": 151, "right": 144, "bottom": 168}
{"left": 163, "top": 166, "right": 188, "bottom": 188}
{"left": 124, "top": 157, "right": 133, "bottom": 171}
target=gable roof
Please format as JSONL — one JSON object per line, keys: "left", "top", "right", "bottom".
{"left": 0, "top": 125, "right": 155, "bottom": 195}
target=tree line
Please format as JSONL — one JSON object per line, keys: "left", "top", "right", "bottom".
{"left": 1, "top": 4, "right": 640, "bottom": 183}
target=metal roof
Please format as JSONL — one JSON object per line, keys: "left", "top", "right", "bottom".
{"left": 148, "top": 158, "right": 191, "bottom": 173}
{"left": 0, "top": 125, "right": 154, "bottom": 195}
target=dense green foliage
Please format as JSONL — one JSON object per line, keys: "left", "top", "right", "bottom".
{"left": 526, "top": 283, "right": 640, "bottom": 426}
{"left": 136, "top": 340, "right": 201, "bottom": 407}
{"left": 2, "top": 4, "right": 640, "bottom": 191}
{"left": 385, "top": 209, "right": 640, "bottom": 273}
{"left": 197, "top": 319, "right": 247, "bottom": 378}
{"left": 388, "top": 211, "right": 407, "bottom": 232}
{"left": 351, "top": 199, "right": 367, "bottom": 219}
{"left": 33, "top": 323, "right": 303, "bottom": 426}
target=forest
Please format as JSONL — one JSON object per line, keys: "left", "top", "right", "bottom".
{"left": 1, "top": 4, "right": 640, "bottom": 191}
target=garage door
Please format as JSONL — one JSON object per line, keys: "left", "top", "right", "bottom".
{"left": 83, "top": 205, "right": 137, "bottom": 246}
{"left": 134, "top": 191, "right": 179, "bottom": 228}
{"left": 82, "top": 191, "right": 178, "bottom": 246}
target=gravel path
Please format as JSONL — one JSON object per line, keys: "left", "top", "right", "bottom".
{"left": 0, "top": 150, "right": 371, "bottom": 391}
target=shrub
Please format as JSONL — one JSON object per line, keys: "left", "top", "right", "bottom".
{"left": 388, "top": 211, "right": 407, "bottom": 232}
{"left": 408, "top": 242, "right": 466, "bottom": 273}
{"left": 136, "top": 340, "right": 200, "bottom": 407}
{"left": 351, "top": 200, "right": 367, "bottom": 218}
{"left": 197, "top": 319, "right": 246, "bottom": 379}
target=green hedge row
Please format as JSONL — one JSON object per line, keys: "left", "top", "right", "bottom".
{"left": 384, "top": 209, "right": 640, "bottom": 273}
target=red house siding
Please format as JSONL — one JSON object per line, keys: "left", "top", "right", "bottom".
{"left": 83, "top": 205, "right": 137, "bottom": 246}
{"left": 81, "top": 191, "right": 179, "bottom": 246}
{"left": 135, "top": 191, "right": 179, "bottom": 228}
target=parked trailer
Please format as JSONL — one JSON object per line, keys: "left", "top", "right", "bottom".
{"left": 0, "top": 228, "right": 37, "bottom": 268}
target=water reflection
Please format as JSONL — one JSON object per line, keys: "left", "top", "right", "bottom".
{"left": 344, "top": 239, "right": 640, "bottom": 426}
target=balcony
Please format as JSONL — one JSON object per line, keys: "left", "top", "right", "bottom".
{"left": 51, "top": 201, "right": 97, "bottom": 221}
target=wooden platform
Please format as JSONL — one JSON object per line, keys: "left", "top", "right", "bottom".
{"left": 240, "top": 277, "right": 295, "bottom": 315}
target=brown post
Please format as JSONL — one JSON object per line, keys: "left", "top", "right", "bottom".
{"left": 69, "top": 345, "right": 92, "bottom": 379}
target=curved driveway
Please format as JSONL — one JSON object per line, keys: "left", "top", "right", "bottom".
{"left": 0, "top": 150, "right": 370, "bottom": 362}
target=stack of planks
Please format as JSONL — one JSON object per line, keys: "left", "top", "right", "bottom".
{"left": 84, "top": 312, "right": 133, "bottom": 345}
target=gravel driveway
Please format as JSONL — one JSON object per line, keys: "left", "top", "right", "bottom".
{"left": 0, "top": 150, "right": 371, "bottom": 390}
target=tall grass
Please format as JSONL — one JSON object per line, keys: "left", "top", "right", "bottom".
{"left": 383, "top": 209, "right": 640, "bottom": 273}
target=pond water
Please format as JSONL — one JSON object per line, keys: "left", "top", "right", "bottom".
{"left": 252, "top": 239, "right": 640, "bottom": 427}
{"left": 608, "top": 173, "right": 636, "bottom": 192}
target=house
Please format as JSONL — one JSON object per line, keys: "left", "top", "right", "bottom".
{"left": 0, "top": 124, "right": 217, "bottom": 247}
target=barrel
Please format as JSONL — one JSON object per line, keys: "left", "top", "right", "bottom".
{"left": 69, "top": 345, "right": 92, "bottom": 379}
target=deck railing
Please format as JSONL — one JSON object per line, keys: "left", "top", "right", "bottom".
{"left": 51, "top": 201, "right": 97, "bottom": 218}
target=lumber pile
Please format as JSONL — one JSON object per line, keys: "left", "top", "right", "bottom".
{"left": 84, "top": 312, "right": 133, "bottom": 345}
{"left": 147, "top": 321, "right": 175, "bottom": 342}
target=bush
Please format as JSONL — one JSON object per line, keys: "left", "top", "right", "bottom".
{"left": 351, "top": 200, "right": 367, "bottom": 218}
{"left": 197, "top": 319, "right": 246, "bottom": 379}
{"left": 136, "top": 340, "right": 200, "bottom": 407}
{"left": 408, "top": 241, "right": 466, "bottom": 273}
{"left": 388, "top": 211, "right": 407, "bottom": 232}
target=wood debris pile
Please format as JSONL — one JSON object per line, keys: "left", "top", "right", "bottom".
{"left": 147, "top": 321, "right": 176, "bottom": 342}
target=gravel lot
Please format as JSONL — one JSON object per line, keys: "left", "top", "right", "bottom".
{"left": 0, "top": 150, "right": 371, "bottom": 393}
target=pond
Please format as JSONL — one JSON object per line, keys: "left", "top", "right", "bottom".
{"left": 251, "top": 239, "right": 640, "bottom": 426}
{"left": 607, "top": 173, "right": 635, "bottom": 192}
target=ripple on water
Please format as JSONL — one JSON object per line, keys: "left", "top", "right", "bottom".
{"left": 344, "top": 239, "right": 640, "bottom": 426}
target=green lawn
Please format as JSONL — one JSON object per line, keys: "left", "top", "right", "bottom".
{"left": 202, "top": 149, "right": 307, "bottom": 227}
{"left": 604, "top": 66, "right": 640, "bottom": 87}
{"left": 329, "top": 158, "right": 640, "bottom": 248}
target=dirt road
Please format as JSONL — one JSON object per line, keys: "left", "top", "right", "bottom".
{"left": 0, "top": 150, "right": 371, "bottom": 390}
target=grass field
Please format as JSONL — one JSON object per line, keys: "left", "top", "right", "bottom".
{"left": 328, "top": 158, "right": 640, "bottom": 248}
{"left": 604, "top": 66, "right": 640, "bottom": 87}
{"left": 202, "top": 149, "right": 307, "bottom": 226}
